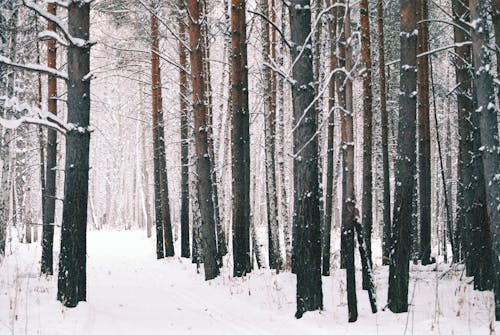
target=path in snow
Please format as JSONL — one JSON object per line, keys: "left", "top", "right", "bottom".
{"left": 0, "top": 230, "right": 497, "bottom": 334}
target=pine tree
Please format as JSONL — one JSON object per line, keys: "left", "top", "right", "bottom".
{"left": 387, "top": 0, "right": 418, "bottom": 314}
{"left": 57, "top": 0, "right": 92, "bottom": 307}
{"left": 231, "top": 0, "right": 252, "bottom": 277}
{"left": 187, "top": 0, "right": 220, "bottom": 280}
{"left": 290, "top": 0, "right": 323, "bottom": 319}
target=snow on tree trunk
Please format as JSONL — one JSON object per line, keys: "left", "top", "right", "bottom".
{"left": 231, "top": 0, "right": 252, "bottom": 277}
{"left": 57, "top": 0, "right": 92, "bottom": 307}
{"left": 469, "top": 0, "right": 500, "bottom": 320}
{"left": 289, "top": 0, "right": 323, "bottom": 319}
{"left": 41, "top": 1, "right": 57, "bottom": 275}
{"left": 187, "top": 0, "right": 220, "bottom": 280}
{"left": 387, "top": 0, "right": 417, "bottom": 314}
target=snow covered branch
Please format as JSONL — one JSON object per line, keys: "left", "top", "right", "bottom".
{"left": 23, "top": 0, "right": 96, "bottom": 48}
{"left": 0, "top": 96, "right": 69, "bottom": 134}
{"left": 0, "top": 55, "right": 68, "bottom": 80}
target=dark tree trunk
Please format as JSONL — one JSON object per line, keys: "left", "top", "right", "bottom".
{"left": 231, "top": 0, "right": 252, "bottom": 277}
{"left": 335, "top": 0, "right": 347, "bottom": 270}
{"left": 360, "top": 0, "right": 373, "bottom": 290}
{"left": 340, "top": 2, "right": 357, "bottom": 322}
{"left": 150, "top": 13, "right": 165, "bottom": 259}
{"left": 417, "top": 0, "right": 432, "bottom": 265}
{"left": 377, "top": 0, "right": 391, "bottom": 267}
{"left": 41, "top": 2, "right": 58, "bottom": 275}
{"left": 387, "top": 0, "right": 417, "bottom": 314}
{"left": 187, "top": 0, "right": 220, "bottom": 280}
{"left": 289, "top": 0, "right": 323, "bottom": 319}
{"left": 57, "top": 1, "right": 91, "bottom": 307}
{"left": 179, "top": 0, "right": 190, "bottom": 259}
{"left": 469, "top": 0, "right": 500, "bottom": 320}
{"left": 322, "top": 0, "right": 337, "bottom": 277}
{"left": 354, "top": 217, "right": 377, "bottom": 313}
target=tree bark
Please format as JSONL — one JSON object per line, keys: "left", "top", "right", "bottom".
{"left": 57, "top": 1, "right": 91, "bottom": 307}
{"left": 340, "top": 1, "right": 358, "bottom": 322}
{"left": 322, "top": 0, "right": 337, "bottom": 277}
{"left": 417, "top": 0, "right": 432, "bottom": 265}
{"left": 289, "top": 0, "right": 323, "bottom": 319}
{"left": 469, "top": 0, "right": 500, "bottom": 320}
{"left": 231, "top": 0, "right": 252, "bottom": 277}
{"left": 41, "top": 1, "right": 57, "bottom": 275}
{"left": 387, "top": 0, "right": 417, "bottom": 314}
{"left": 179, "top": 0, "right": 190, "bottom": 259}
{"left": 360, "top": 0, "right": 373, "bottom": 289}
{"left": 377, "top": 0, "right": 391, "bottom": 266}
{"left": 262, "top": 0, "right": 282, "bottom": 271}
{"left": 187, "top": 0, "right": 220, "bottom": 280}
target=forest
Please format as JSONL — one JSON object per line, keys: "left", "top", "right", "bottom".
{"left": 0, "top": 0, "right": 499, "bottom": 334}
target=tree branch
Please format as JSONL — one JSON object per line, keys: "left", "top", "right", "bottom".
{"left": 0, "top": 55, "right": 68, "bottom": 80}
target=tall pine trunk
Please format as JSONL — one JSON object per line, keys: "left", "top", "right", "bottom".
{"left": 231, "top": 0, "right": 252, "bottom": 277}
{"left": 290, "top": 0, "right": 323, "bottom": 319}
{"left": 179, "top": 0, "right": 190, "bottom": 258}
{"left": 41, "top": 2, "right": 58, "bottom": 275}
{"left": 262, "top": 0, "right": 282, "bottom": 271}
{"left": 187, "top": 0, "right": 220, "bottom": 280}
{"left": 417, "top": 0, "right": 432, "bottom": 265}
{"left": 57, "top": 1, "right": 91, "bottom": 307}
{"left": 377, "top": 0, "right": 391, "bottom": 266}
{"left": 387, "top": 0, "right": 417, "bottom": 314}
{"left": 360, "top": 0, "right": 373, "bottom": 289}
{"left": 469, "top": 0, "right": 500, "bottom": 320}
{"left": 322, "top": 0, "right": 337, "bottom": 277}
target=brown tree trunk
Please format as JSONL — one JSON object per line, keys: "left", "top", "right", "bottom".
{"left": 340, "top": 1, "right": 357, "bottom": 322}
{"left": 290, "top": 0, "right": 323, "bottom": 319}
{"left": 231, "top": 0, "right": 252, "bottom": 277}
{"left": 360, "top": 0, "right": 373, "bottom": 289}
{"left": 187, "top": 0, "right": 220, "bottom": 280}
{"left": 387, "top": 0, "right": 418, "bottom": 314}
{"left": 179, "top": 0, "right": 190, "bottom": 258}
{"left": 57, "top": 1, "right": 91, "bottom": 307}
{"left": 41, "top": 2, "right": 57, "bottom": 276}
{"left": 417, "top": 0, "right": 432, "bottom": 265}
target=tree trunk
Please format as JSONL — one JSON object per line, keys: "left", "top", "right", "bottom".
{"left": 179, "top": 0, "right": 190, "bottom": 259}
{"left": 335, "top": 0, "right": 347, "bottom": 270}
{"left": 340, "top": 1, "right": 358, "bottom": 322}
{"left": 387, "top": 0, "right": 417, "bottom": 314}
{"left": 360, "top": 0, "right": 373, "bottom": 289}
{"left": 289, "top": 0, "right": 323, "bottom": 319}
{"left": 322, "top": 0, "right": 337, "bottom": 277}
{"left": 469, "top": 0, "right": 500, "bottom": 320}
{"left": 150, "top": 12, "right": 165, "bottom": 259}
{"left": 41, "top": 1, "right": 57, "bottom": 275}
{"left": 417, "top": 0, "right": 432, "bottom": 265}
{"left": 57, "top": 1, "right": 91, "bottom": 307}
{"left": 377, "top": 0, "right": 391, "bottom": 266}
{"left": 231, "top": 0, "right": 252, "bottom": 277}
{"left": 278, "top": 1, "right": 292, "bottom": 270}
{"left": 262, "top": 0, "right": 282, "bottom": 271}
{"left": 187, "top": 0, "right": 220, "bottom": 280}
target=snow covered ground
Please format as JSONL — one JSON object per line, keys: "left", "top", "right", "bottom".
{"left": 0, "top": 230, "right": 497, "bottom": 335}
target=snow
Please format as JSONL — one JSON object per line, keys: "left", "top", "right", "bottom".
{"left": 1, "top": 230, "right": 497, "bottom": 335}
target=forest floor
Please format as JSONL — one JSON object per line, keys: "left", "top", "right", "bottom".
{"left": 0, "top": 230, "right": 497, "bottom": 335}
